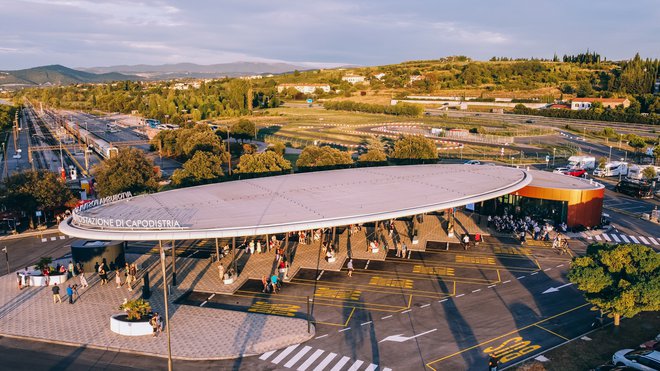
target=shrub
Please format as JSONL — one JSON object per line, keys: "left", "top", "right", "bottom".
{"left": 119, "top": 298, "right": 152, "bottom": 321}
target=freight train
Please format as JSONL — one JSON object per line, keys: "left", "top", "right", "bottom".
{"left": 63, "top": 120, "right": 114, "bottom": 159}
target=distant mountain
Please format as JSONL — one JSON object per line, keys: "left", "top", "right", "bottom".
{"left": 0, "top": 65, "right": 140, "bottom": 87}
{"left": 80, "top": 61, "right": 309, "bottom": 79}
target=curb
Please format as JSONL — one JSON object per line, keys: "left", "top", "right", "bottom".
{"left": 0, "top": 325, "right": 316, "bottom": 362}
{"left": 0, "top": 228, "right": 60, "bottom": 241}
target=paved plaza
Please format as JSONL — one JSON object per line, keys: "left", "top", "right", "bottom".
{"left": 0, "top": 252, "right": 313, "bottom": 360}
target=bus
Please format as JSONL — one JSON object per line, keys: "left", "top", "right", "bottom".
{"left": 615, "top": 179, "right": 654, "bottom": 199}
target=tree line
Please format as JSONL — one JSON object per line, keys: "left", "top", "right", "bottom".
{"left": 513, "top": 103, "right": 660, "bottom": 125}
{"left": 323, "top": 101, "right": 423, "bottom": 116}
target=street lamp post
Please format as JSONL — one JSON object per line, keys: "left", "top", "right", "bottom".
{"left": 159, "top": 241, "right": 173, "bottom": 371}
{"left": 608, "top": 146, "right": 612, "bottom": 163}
{"left": 552, "top": 148, "right": 556, "bottom": 167}
{"left": 221, "top": 125, "right": 232, "bottom": 176}
{"left": 511, "top": 156, "right": 514, "bottom": 167}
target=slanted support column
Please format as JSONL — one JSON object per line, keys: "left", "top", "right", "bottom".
{"left": 171, "top": 240, "right": 177, "bottom": 286}
{"left": 215, "top": 238, "right": 220, "bottom": 262}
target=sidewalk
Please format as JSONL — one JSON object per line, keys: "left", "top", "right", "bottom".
{"left": 0, "top": 252, "right": 314, "bottom": 360}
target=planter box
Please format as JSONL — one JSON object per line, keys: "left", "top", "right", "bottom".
{"left": 223, "top": 277, "right": 235, "bottom": 285}
{"left": 327, "top": 257, "right": 336, "bottom": 263}
{"left": 110, "top": 314, "right": 153, "bottom": 336}
{"left": 29, "top": 273, "right": 67, "bottom": 286}
{"left": 371, "top": 247, "right": 379, "bottom": 253}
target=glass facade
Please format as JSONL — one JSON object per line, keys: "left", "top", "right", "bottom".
{"left": 476, "top": 195, "right": 568, "bottom": 224}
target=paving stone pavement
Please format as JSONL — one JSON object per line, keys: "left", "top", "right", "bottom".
{"left": 0, "top": 253, "right": 313, "bottom": 360}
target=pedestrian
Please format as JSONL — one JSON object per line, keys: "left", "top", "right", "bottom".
{"left": 488, "top": 354, "right": 499, "bottom": 371}
{"left": 396, "top": 241, "right": 402, "bottom": 257}
{"left": 218, "top": 263, "right": 225, "bottom": 281}
{"left": 115, "top": 269, "right": 122, "bottom": 288}
{"left": 157, "top": 314, "right": 164, "bottom": 335}
{"left": 402, "top": 243, "right": 408, "bottom": 259}
{"left": 16, "top": 272, "right": 22, "bottom": 290}
{"left": 66, "top": 285, "right": 74, "bottom": 304}
{"left": 72, "top": 284, "right": 80, "bottom": 301}
{"left": 52, "top": 285, "right": 62, "bottom": 303}
{"left": 270, "top": 274, "right": 280, "bottom": 293}
{"left": 94, "top": 261, "right": 100, "bottom": 273}
{"left": 99, "top": 267, "right": 108, "bottom": 285}
{"left": 347, "top": 259, "right": 354, "bottom": 277}
{"left": 23, "top": 267, "right": 30, "bottom": 287}
{"left": 261, "top": 275, "right": 269, "bottom": 293}
{"left": 474, "top": 233, "right": 481, "bottom": 247}
{"left": 520, "top": 231, "right": 526, "bottom": 245}
{"left": 43, "top": 267, "right": 50, "bottom": 286}
{"left": 462, "top": 234, "right": 470, "bottom": 250}
{"left": 79, "top": 266, "right": 88, "bottom": 288}
{"left": 68, "top": 260, "right": 76, "bottom": 278}
{"left": 256, "top": 240, "right": 262, "bottom": 254}
{"left": 150, "top": 313, "right": 160, "bottom": 337}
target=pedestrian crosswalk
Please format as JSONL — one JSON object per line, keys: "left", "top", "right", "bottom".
{"left": 591, "top": 233, "right": 660, "bottom": 246}
{"left": 259, "top": 344, "right": 391, "bottom": 371}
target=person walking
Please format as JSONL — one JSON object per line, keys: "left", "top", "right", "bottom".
{"left": 218, "top": 263, "right": 225, "bottom": 281}
{"left": 16, "top": 272, "right": 22, "bottom": 290}
{"left": 79, "top": 266, "right": 88, "bottom": 288}
{"left": 488, "top": 354, "right": 499, "bottom": 371}
{"left": 66, "top": 285, "right": 74, "bottom": 304}
{"left": 99, "top": 267, "right": 108, "bottom": 285}
{"left": 23, "top": 267, "right": 30, "bottom": 287}
{"left": 115, "top": 269, "right": 122, "bottom": 288}
{"left": 474, "top": 233, "right": 482, "bottom": 247}
{"left": 462, "top": 234, "right": 470, "bottom": 250}
{"left": 72, "top": 284, "right": 80, "bottom": 301}
{"left": 52, "top": 285, "right": 62, "bottom": 304}
{"left": 150, "top": 313, "right": 160, "bottom": 337}
{"left": 347, "top": 259, "right": 354, "bottom": 277}
{"left": 68, "top": 260, "right": 76, "bottom": 278}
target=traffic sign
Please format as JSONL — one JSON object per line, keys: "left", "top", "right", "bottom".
{"left": 306, "top": 98, "right": 313, "bottom": 104}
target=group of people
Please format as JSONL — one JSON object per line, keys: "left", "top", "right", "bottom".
{"left": 51, "top": 283, "right": 80, "bottom": 304}
{"left": 150, "top": 312, "right": 165, "bottom": 337}
{"left": 488, "top": 214, "right": 556, "bottom": 243}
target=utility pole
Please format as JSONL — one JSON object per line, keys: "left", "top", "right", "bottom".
{"left": 159, "top": 241, "right": 174, "bottom": 371}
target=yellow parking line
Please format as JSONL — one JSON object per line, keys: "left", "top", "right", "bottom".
{"left": 315, "top": 307, "right": 355, "bottom": 327}
{"left": 425, "top": 303, "right": 590, "bottom": 370}
{"left": 535, "top": 324, "right": 570, "bottom": 341}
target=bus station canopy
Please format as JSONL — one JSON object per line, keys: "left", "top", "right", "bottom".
{"left": 60, "top": 164, "right": 532, "bottom": 241}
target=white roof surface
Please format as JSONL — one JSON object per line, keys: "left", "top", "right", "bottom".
{"left": 60, "top": 164, "right": 531, "bottom": 241}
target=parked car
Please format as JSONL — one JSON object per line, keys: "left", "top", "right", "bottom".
{"left": 564, "top": 168, "right": 587, "bottom": 177}
{"left": 525, "top": 119, "right": 535, "bottom": 123}
{"left": 464, "top": 160, "right": 481, "bottom": 165}
{"left": 612, "top": 349, "right": 660, "bottom": 370}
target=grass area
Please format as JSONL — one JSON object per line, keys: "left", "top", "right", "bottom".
{"left": 516, "top": 311, "right": 660, "bottom": 371}
{"left": 283, "top": 153, "right": 300, "bottom": 170}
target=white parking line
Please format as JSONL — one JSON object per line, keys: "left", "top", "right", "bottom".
{"left": 59, "top": 236, "right": 65, "bottom": 240}
{"left": 316, "top": 270, "right": 324, "bottom": 281}
{"left": 602, "top": 234, "right": 612, "bottom": 242}
{"left": 50, "top": 237, "right": 56, "bottom": 241}
{"left": 531, "top": 272, "right": 539, "bottom": 275}
{"left": 361, "top": 321, "right": 372, "bottom": 326}
{"left": 208, "top": 294, "right": 215, "bottom": 300}
{"left": 364, "top": 260, "right": 370, "bottom": 269}
{"left": 315, "top": 334, "right": 328, "bottom": 339}
{"left": 420, "top": 303, "right": 431, "bottom": 308}
{"left": 455, "top": 294, "right": 465, "bottom": 298}
{"left": 381, "top": 315, "right": 393, "bottom": 320}
{"left": 41, "top": 238, "right": 47, "bottom": 242}
{"left": 556, "top": 264, "right": 564, "bottom": 268}
{"left": 503, "top": 280, "right": 511, "bottom": 284}
{"left": 620, "top": 235, "right": 630, "bottom": 243}
{"left": 401, "top": 309, "right": 412, "bottom": 314}
{"left": 200, "top": 301, "right": 207, "bottom": 307}
{"left": 544, "top": 268, "right": 552, "bottom": 271}
{"left": 338, "top": 327, "right": 351, "bottom": 333}
{"left": 438, "top": 299, "right": 448, "bottom": 303}
{"left": 639, "top": 236, "right": 650, "bottom": 244}
{"left": 517, "top": 276, "right": 525, "bottom": 279}
{"left": 472, "top": 289, "right": 481, "bottom": 293}
{"left": 487, "top": 284, "right": 497, "bottom": 288}
{"left": 629, "top": 236, "right": 639, "bottom": 243}
{"left": 650, "top": 237, "right": 659, "bottom": 246}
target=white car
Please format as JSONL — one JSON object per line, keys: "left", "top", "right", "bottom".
{"left": 613, "top": 349, "right": 660, "bottom": 370}
{"left": 464, "top": 160, "right": 481, "bottom": 165}
{"left": 553, "top": 167, "right": 569, "bottom": 174}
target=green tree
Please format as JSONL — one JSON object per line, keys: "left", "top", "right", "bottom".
{"left": 296, "top": 146, "right": 354, "bottom": 168}
{"left": 171, "top": 151, "right": 224, "bottom": 187}
{"left": 1, "top": 170, "right": 76, "bottom": 222}
{"left": 93, "top": 148, "right": 159, "bottom": 197}
{"left": 642, "top": 166, "right": 657, "bottom": 180}
{"left": 568, "top": 243, "right": 660, "bottom": 326}
{"left": 267, "top": 142, "right": 286, "bottom": 156}
{"left": 358, "top": 149, "right": 387, "bottom": 163}
{"left": 627, "top": 135, "right": 647, "bottom": 152}
{"left": 235, "top": 151, "right": 292, "bottom": 174}
{"left": 390, "top": 135, "right": 438, "bottom": 160}
{"left": 232, "top": 118, "right": 256, "bottom": 142}
{"left": 576, "top": 81, "right": 594, "bottom": 98}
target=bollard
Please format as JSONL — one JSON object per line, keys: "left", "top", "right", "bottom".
{"left": 307, "top": 296, "right": 311, "bottom": 333}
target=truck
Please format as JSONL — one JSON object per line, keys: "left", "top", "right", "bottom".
{"left": 593, "top": 161, "right": 628, "bottom": 177}
{"left": 567, "top": 155, "right": 596, "bottom": 170}
{"left": 626, "top": 164, "right": 660, "bottom": 181}
{"left": 615, "top": 179, "right": 654, "bottom": 198}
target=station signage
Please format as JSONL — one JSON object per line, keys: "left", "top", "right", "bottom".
{"left": 72, "top": 191, "right": 184, "bottom": 230}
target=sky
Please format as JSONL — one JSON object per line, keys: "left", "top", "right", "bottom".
{"left": 1, "top": 0, "right": 659, "bottom": 70}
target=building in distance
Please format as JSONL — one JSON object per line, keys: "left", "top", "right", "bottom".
{"left": 570, "top": 98, "right": 630, "bottom": 110}
{"left": 277, "top": 83, "right": 331, "bottom": 94}
{"left": 341, "top": 75, "right": 366, "bottom": 84}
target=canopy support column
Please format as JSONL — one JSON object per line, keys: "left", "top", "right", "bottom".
{"left": 158, "top": 240, "right": 173, "bottom": 371}
{"left": 171, "top": 240, "right": 177, "bottom": 286}
{"left": 215, "top": 238, "right": 220, "bottom": 262}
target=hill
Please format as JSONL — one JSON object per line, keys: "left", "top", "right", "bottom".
{"left": 0, "top": 65, "right": 141, "bottom": 87}
{"left": 80, "top": 61, "right": 309, "bottom": 79}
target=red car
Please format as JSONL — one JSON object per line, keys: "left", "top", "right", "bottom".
{"left": 563, "top": 168, "right": 587, "bottom": 177}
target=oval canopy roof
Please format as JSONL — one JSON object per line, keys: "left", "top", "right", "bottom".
{"left": 60, "top": 164, "right": 532, "bottom": 241}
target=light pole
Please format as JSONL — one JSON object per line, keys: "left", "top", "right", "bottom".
{"left": 552, "top": 148, "right": 556, "bottom": 166}
{"left": 159, "top": 241, "right": 173, "bottom": 371}
{"left": 608, "top": 146, "right": 612, "bottom": 163}
{"left": 221, "top": 125, "right": 232, "bottom": 176}
{"left": 511, "top": 156, "right": 514, "bottom": 167}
